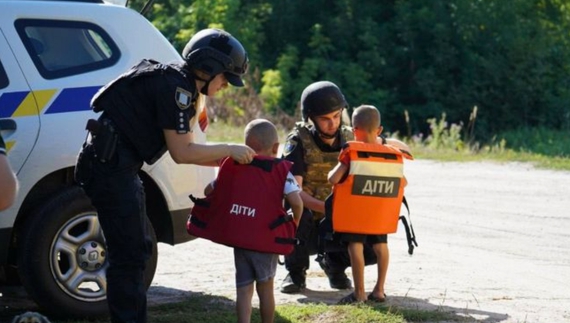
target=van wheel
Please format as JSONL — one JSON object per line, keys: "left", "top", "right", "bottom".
{"left": 17, "top": 186, "right": 158, "bottom": 319}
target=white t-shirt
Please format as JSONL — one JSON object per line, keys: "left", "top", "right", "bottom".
{"left": 284, "top": 172, "right": 301, "bottom": 195}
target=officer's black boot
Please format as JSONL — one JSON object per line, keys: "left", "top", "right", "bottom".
{"left": 327, "top": 271, "right": 352, "bottom": 289}
{"left": 280, "top": 272, "right": 306, "bottom": 294}
{"left": 317, "top": 254, "right": 352, "bottom": 289}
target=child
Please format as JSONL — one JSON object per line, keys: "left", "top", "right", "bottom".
{"left": 327, "top": 105, "right": 409, "bottom": 304}
{"left": 203, "top": 119, "right": 303, "bottom": 323}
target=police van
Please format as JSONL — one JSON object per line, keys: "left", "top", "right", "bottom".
{"left": 0, "top": 0, "right": 215, "bottom": 318}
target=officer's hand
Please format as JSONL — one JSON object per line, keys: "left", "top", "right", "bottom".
{"left": 228, "top": 144, "right": 255, "bottom": 164}
{"left": 0, "top": 133, "right": 6, "bottom": 153}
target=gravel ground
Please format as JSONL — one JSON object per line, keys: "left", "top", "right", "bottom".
{"left": 149, "top": 159, "right": 570, "bottom": 323}
{"left": 2, "top": 160, "right": 569, "bottom": 323}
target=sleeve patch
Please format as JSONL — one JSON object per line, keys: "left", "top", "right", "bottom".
{"left": 175, "top": 87, "right": 192, "bottom": 110}
{"left": 283, "top": 139, "right": 297, "bottom": 156}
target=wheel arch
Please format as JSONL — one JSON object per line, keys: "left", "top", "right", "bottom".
{"left": 9, "top": 167, "right": 76, "bottom": 272}
{"left": 9, "top": 167, "right": 174, "bottom": 268}
{"left": 137, "top": 171, "right": 175, "bottom": 245}
{"left": 16, "top": 185, "right": 158, "bottom": 319}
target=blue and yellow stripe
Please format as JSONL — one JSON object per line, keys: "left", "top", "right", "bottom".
{"left": 0, "top": 86, "right": 101, "bottom": 153}
{"left": 0, "top": 86, "right": 101, "bottom": 118}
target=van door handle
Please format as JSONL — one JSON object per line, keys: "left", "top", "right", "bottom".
{"left": 0, "top": 119, "right": 17, "bottom": 131}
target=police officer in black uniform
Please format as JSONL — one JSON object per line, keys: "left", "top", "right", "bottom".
{"left": 280, "top": 81, "right": 356, "bottom": 293}
{"left": 74, "top": 28, "right": 255, "bottom": 323}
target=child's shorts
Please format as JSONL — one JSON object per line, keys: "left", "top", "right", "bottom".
{"left": 234, "top": 248, "right": 278, "bottom": 288}
{"left": 340, "top": 233, "right": 387, "bottom": 245}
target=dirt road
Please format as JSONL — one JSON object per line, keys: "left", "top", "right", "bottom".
{"left": 149, "top": 160, "right": 570, "bottom": 323}
{"left": 2, "top": 160, "right": 569, "bottom": 322}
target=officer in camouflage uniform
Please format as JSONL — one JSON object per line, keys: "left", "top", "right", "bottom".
{"left": 280, "top": 81, "right": 355, "bottom": 293}
{"left": 74, "top": 29, "right": 255, "bottom": 323}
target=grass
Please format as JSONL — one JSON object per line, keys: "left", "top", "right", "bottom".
{"left": 414, "top": 115, "right": 570, "bottom": 171}
{"left": 49, "top": 294, "right": 462, "bottom": 323}
{"left": 409, "top": 144, "right": 570, "bottom": 171}
{"left": 205, "top": 120, "right": 291, "bottom": 144}
{"left": 206, "top": 120, "right": 570, "bottom": 171}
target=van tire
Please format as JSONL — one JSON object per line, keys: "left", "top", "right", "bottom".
{"left": 17, "top": 186, "right": 158, "bottom": 318}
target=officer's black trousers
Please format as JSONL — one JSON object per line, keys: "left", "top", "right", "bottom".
{"left": 284, "top": 208, "right": 348, "bottom": 278}
{"left": 81, "top": 143, "right": 151, "bottom": 323}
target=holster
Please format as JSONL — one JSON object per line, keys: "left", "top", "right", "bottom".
{"left": 86, "top": 118, "right": 118, "bottom": 163}
{"left": 74, "top": 143, "right": 94, "bottom": 186}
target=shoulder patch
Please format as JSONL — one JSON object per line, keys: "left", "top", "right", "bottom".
{"left": 283, "top": 138, "right": 298, "bottom": 156}
{"left": 175, "top": 87, "right": 193, "bottom": 110}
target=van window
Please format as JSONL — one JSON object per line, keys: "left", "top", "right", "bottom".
{"left": 0, "top": 61, "right": 8, "bottom": 89}
{"left": 15, "top": 19, "right": 120, "bottom": 79}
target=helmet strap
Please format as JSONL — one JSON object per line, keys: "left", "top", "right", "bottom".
{"left": 310, "top": 117, "right": 340, "bottom": 140}
{"left": 192, "top": 71, "right": 214, "bottom": 95}
{"left": 200, "top": 79, "right": 212, "bottom": 95}
{"left": 319, "top": 130, "right": 339, "bottom": 140}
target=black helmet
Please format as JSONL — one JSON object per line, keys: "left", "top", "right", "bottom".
{"left": 182, "top": 28, "right": 249, "bottom": 87}
{"left": 300, "top": 81, "right": 347, "bottom": 122}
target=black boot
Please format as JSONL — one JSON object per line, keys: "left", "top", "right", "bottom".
{"left": 317, "top": 255, "right": 352, "bottom": 289}
{"left": 280, "top": 272, "right": 306, "bottom": 294}
{"left": 327, "top": 271, "right": 352, "bottom": 289}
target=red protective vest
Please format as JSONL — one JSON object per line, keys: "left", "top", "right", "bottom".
{"left": 187, "top": 156, "right": 297, "bottom": 255}
{"left": 332, "top": 141, "right": 412, "bottom": 235}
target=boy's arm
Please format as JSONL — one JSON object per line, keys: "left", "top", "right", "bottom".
{"left": 0, "top": 133, "right": 18, "bottom": 211}
{"left": 164, "top": 129, "right": 254, "bottom": 165}
{"left": 203, "top": 180, "right": 215, "bottom": 195}
{"left": 384, "top": 137, "right": 413, "bottom": 158}
{"left": 294, "top": 176, "right": 326, "bottom": 213}
{"left": 327, "top": 162, "right": 348, "bottom": 185}
{"left": 285, "top": 191, "right": 303, "bottom": 226}
{"left": 0, "top": 154, "right": 18, "bottom": 211}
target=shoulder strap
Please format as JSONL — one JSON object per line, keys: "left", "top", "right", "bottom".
{"left": 343, "top": 141, "right": 405, "bottom": 161}
{"left": 296, "top": 122, "right": 313, "bottom": 148}
{"left": 247, "top": 157, "right": 286, "bottom": 172}
{"left": 339, "top": 125, "right": 354, "bottom": 144}
{"left": 92, "top": 59, "right": 171, "bottom": 111}
{"left": 399, "top": 196, "right": 418, "bottom": 255}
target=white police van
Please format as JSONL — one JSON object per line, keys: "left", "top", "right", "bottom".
{"left": 0, "top": 0, "right": 215, "bottom": 318}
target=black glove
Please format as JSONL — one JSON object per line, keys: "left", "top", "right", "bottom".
{"left": 0, "top": 132, "right": 6, "bottom": 155}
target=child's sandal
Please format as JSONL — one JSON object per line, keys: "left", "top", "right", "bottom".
{"left": 337, "top": 293, "right": 361, "bottom": 305}
{"left": 367, "top": 293, "right": 386, "bottom": 303}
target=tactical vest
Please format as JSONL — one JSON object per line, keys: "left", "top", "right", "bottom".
{"left": 187, "top": 156, "right": 298, "bottom": 255}
{"left": 332, "top": 141, "right": 412, "bottom": 235}
{"left": 92, "top": 59, "right": 191, "bottom": 112}
{"left": 91, "top": 59, "right": 196, "bottom": 164}
{"left": 295, "top": 122, "right": 353, "bottom": 219}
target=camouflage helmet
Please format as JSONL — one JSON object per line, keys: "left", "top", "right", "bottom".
{"left": 300, "top": 81, "right": 347, "bottom": 122}
{"left": 182, "top": 28, "right": 249, "bottom": 87}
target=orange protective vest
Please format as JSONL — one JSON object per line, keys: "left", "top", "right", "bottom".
{"left": 332, "top": 141, "right": 412, "bottom": 235}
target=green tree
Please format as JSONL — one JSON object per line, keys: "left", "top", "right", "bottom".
{"left": 134, "top": 0, "right": 570, "bottom": 141}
